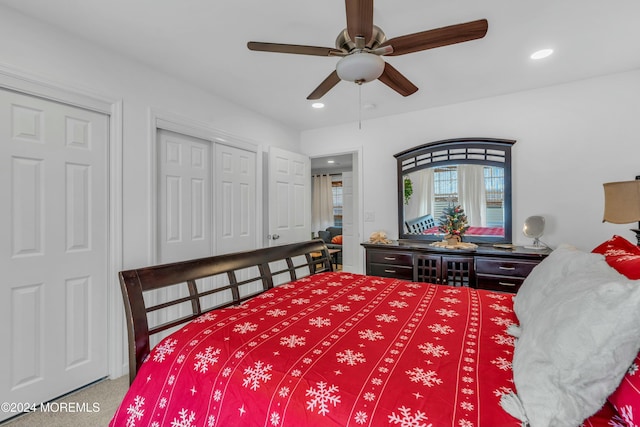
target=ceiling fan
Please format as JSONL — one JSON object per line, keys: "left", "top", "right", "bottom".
{"left": 247, "top": 0, "right": 488, "bottom": 100}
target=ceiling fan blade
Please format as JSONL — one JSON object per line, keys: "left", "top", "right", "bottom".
{"left": 248, "top": 41, "right": 344, "bottom": 57}
{"left": 381, "top": 19, "right": 488, "bottom": 56}
{"left": 307, "top": 71, "right": 342, "bottom": 100}
{"left": 345, "top": 0, "right": 374, "bottom": 44}
{"left": 378, "top": 63, "right": 418, "bottom": 97}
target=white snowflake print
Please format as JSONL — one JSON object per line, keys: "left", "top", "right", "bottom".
{"left": 359, "top": 329, "right": 385, "bottom": 341}
{"left": 171, "top": 408, "right": 196, "bottom": 427}
{"left": 311, "top": 288, "right": 328, "bottom": 295}
{"left": 126, "top": 395, "right": 145, "bottom": 427}
{"left": 492, "top": 334, "right": 515, "bottom": 346}
{"left": 491, "top": 357, "right": 512, "bottom": 371}
{"left": 306, "top": 381, "right": 341, "bottom": 416}
{"left": 418, "top": 342, "right": 449, "bottom": 357}
{"left": 159, "top": 397, "right": 167, "bottom": 409}
{"left": 233, "top": 322, "right": 258, "bottom": 334}
{"left": 458, "top": 419, "right": 473, "bottom": 427}
{"left": 193, "top": 346, "right": 221, "bottom": 373}
{"left": 213, "top": 390, "right": 222, "bottom": 401}
{"left": 485, "top": 293, "right": 507, "bottom": 300}
{"left": 376, "top": 313, "right": 398, "bottom": 323}
{"left": 291, "top": 298, "right": 310, "bottom": 305}
{"left": 336, "top": 349, "right": 367, "bottom": 366}
{"left": 193, "top": 312, "right": 217, "bottom": 323}
{"left": 280, "top": 334, "right": 306, "bottom": 348}
{"left": 361, "top": 286, "right": 377, "bottom": 292}
{"left": 428, "top": 323, "right": 455, "bottom": 335}
{"left": 243, "top": 360, "right": 273, "bottom": 390}
{"left": 489, "top": 303, "right": 511, "bottom": 313}
{"left": 440, "top": 297, "right": 461, "bottom": 304}
{"left": 279, "top": 386, "right": 290, "bottom": 397}
{"left": 389, "top": 300, "right": 409, "bottom": 308}
{"left": 331, "top": 304, "right": 351, "bottom": 312}
{"left": 291, "top": 369, "right": 302, "bottom": 377}
{"left": 406, "top": 367, "right": 443, "bottom": 387}
{"left": 270, "top": 411, "right": 281, "bottom": 426}
{"left": 388, "top": 406, "right": 431, "bottom": 427}
{"left": 618, "top": 405, "right": 637, "bottom": 427}
{"left": 490, "top": 316, "right": 514, "bottom": 327}
{"left": 442, "top": 288, "right": 460, "bottom": 293}
{"left": 348, "top": 294, "right": 366, "bottom": 301}
{"left": 222, "top": 367, "right": 232, "bottom": 377}
{"left": 493, "top": 386, "right": 512, "bottom": 397}
{"left": 460, "top": 401, "right": 474, "bottom": 411}
{"left": 363, "top": 392, "right": 376, "bottom": 401}
{"left": 207, "top": 415, "right": 216, "bottom": 427}
{"left": 168, "top": 375, "right": 176, "bottom": 385}
{"left": 629, "top": 362, "right": 639, "bottom": 376}
{"left": 398, "top": 291, "right": 416, "bottom": 297}
{"left": 153, "top": 339, "right": 177, "bottom": 362}
{"left": 436, "top": 308, "right": 459, "bottom": 318}
{"left": 266, "top": 309, "right": 287, "bottom": 317}
{"left": 354, "top": 410, "right": 368, "bottom": 424}
{"left": 405, "top": 283, "right": 423, "bottom": 289}
{"left": 309, "top": 317, "right": 331, "bottom": 327}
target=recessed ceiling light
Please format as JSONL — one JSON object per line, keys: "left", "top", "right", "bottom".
{"left": 311, "top": 102, "right": 325, "bottom": 109}
{"left": 530, "top": 48, "right": 554, "bottom": 60}
{"left": 327, "top": 160, "right": 335, "bottom": 164}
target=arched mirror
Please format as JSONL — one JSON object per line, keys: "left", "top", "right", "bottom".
{"left": 396, "top": 138, "right": 515, "bottom": 244}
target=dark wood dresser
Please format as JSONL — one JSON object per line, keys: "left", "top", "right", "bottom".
{"left": 362, "top": 241, "right": 551, "bottom": 293}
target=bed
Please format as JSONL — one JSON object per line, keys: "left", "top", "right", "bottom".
{"left": 111, "top": 238, "right": 640, "bottom": 427}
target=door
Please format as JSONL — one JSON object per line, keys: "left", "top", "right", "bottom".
{"left": 0, "top": 89, "right": 109, "bottom": 421}
{"left": 267, "top": 147, "right": 311, "bottom": 246}
{"left": 215, "top": 143, "right": 257, "bottom": 254}
{"left": 157, "top": 129, "right": 212, "bottom": 263}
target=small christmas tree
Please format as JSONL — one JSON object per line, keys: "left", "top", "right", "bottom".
{"left": 438, "top": 204, "right": 470, "bottom": 239}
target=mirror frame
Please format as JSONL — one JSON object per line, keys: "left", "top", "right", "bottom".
{"left": 396, "top": 137, "right": 516, "bottom": 244}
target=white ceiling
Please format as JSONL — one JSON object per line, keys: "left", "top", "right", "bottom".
{"left": 4, "top": 0, "right": 640, "bottom": 131}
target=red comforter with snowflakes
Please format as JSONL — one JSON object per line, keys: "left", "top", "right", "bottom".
{"left": 110, "top": 272, "right": 618, "bottom": 427}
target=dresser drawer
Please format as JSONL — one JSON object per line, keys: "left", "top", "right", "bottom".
{"left": 367, "top": 251, "right": 413, "bottom": 267}
{"left": 477, "top": 276, "right": 525, "bottom": 293}
{"left": 475, "top": 257, "right": 539, "bottom": 278}
{"left": 369, "top": 263, "right": 414, "bottom": 280}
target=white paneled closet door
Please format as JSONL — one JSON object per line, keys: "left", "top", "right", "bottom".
{"left": 157, "top": 129, "right": 212, "bottom": 264}
{"left": 215, "top": 143, "right": 256, "bottom": 255}
{"left": 0, "top": 88, "right": 109, "bottom": 421}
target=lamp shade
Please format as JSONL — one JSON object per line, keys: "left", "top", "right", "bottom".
{"left": 336, "top": 53, "right": 384, "bottom": 83}
{"left": 603, "top": 180, "right": 640, "bottom": 224}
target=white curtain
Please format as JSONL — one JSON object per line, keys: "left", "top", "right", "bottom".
{"left": 404, "top": 168, "right": 434, "bottom": 223}
{"left": 312, "top": 174, "right": 334, "bottom": 233}
{"left": 458, "top": 164, "right": 486, "bottom": 227}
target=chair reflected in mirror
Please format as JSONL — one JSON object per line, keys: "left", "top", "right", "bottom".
{"left": 405, "top": 214, "right": 436, "bottom": 234}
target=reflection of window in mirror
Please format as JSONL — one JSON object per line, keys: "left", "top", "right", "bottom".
{"left": 397, "top": 138, "right": 515, "bottom": 244}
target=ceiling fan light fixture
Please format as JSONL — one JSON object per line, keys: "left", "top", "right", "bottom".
{"left": 336, "top": 52, "right": 384, "bottom": 83}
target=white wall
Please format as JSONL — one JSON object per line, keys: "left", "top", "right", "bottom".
{"left": 301, "top": 69, "right": 640, "bottom": 252}
{"left": 0, "top": 6, "right": 300, "bottom": 269}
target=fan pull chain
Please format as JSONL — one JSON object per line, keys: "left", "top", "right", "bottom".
{"left": 358, "top": 83, "right": 362, "bottom": 130}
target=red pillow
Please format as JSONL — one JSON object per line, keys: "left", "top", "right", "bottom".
{"left": 592, "top": 235, "right": 640, "bottom": 280}
{"left": 607, "top": 352, "right": 640, "bottom": 425}
{"left": 331, "top": 235, "right": 342, "bottom": 244}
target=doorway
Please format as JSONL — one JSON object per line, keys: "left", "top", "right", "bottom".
{"left": 311, "top": 152, "right": 361, "bottom": 273}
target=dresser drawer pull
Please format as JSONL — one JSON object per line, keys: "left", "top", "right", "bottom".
{"left": 498, "top": 266, "right": 516, "bottom": 270}
{"left": 384, "top": 269, "right": 397, "bottom": 273}
{"left": 383, "top": 256, "right": 397, "bottom": 261}
{"left": 498, "top": 281, "right": 517, "bottom": 287}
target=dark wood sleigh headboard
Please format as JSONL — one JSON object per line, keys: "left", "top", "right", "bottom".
{"left": 119, "top": 239, "right": 333, "bottom": 383}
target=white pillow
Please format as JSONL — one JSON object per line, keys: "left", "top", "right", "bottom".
{"left": 513, "top": 244, "right": 609, "bottom": 328}
{"left": 502, "top": 255, "right": 640, "bottom": 427}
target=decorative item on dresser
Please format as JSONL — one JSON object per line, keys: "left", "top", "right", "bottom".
{"left": 362, "top": 241, "right": 550, "bottom": 293}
